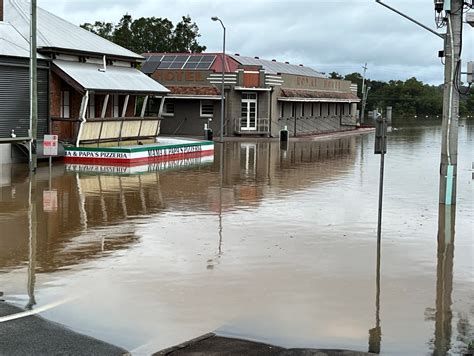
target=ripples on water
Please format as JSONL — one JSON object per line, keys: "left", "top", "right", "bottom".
{"left": 0, "top": 120, "right": 472, "bottom": 355}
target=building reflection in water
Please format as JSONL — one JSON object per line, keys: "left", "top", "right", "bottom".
{"left": 0, "top": 138, "right": 357, "bottom": 277}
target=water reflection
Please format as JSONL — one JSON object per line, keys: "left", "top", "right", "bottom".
{"left": 0, "top": 127, "right": 472, "bottom": 355}
{"left": 0, "top": 138, "right": 356, "bottom": 275}
{"left": 26, "top": 174, "right": 37, "bottom": 310}
{"left": 432, "top": 205, "right": 455, "bottom": 356}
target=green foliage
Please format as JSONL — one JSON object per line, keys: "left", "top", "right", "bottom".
{"left": 329, "top": 72, "right": 343, "bottom": 80}
{"left": 80, "top": 14, "right": 206, "bottom": 54}
{"left": 339, "top": 71, "right": 474, "bottom": 117}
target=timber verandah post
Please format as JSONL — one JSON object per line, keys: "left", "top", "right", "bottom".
{"left": 137, "top": 95, "right": 149, "bottom": 143}
{"left": 97, "top": 94, "right": 110, "bottom": 146}
{"left": 75, "top": 91, "right": 89, "bottom": 147}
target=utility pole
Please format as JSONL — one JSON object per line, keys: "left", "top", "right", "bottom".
{"left": 439, "top": 0, "right": 463, "bottom": 206}
{"left": 360, "top": 63, "right": 368, "bottom": 124}
{"left": 29, "top": 0, "right": 38, "bottom": 172}
{"left": 375, "top": 0, "right": 466, "bottom": 205}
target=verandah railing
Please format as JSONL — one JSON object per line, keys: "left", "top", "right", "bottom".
{"left": 51, "top": 116, "right": 162, "bottom": 146}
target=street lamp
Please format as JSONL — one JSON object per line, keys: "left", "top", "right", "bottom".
{"left": 211, "top": 16, "right": 226, "bottom": 142}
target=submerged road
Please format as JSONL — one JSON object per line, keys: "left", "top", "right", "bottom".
{"left": 0, "top": 302, "right": 128, "bottom": 355}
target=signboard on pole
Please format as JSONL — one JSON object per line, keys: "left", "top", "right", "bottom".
{"left": 43, "top": 190, "right": 58, "bottom": 212}
{"left": 43, "top": 135, "right": 58, "bottom": 156}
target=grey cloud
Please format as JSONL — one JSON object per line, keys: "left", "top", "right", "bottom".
{"left": 38, "top": 0, "right": 472, "bottom": 84}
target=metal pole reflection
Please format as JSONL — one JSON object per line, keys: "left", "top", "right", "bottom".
{"left": 218, "top": 143, "right": 224, "bottom": 256}
{"left": 433, "top": 204, "right": 455, "bottom": 356}
{"left": 368, "top": 223, "right": 382, "bottom": 354}
{"left": 26, "top": 173, "right": 37, "bottom": 310}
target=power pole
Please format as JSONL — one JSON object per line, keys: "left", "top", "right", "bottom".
{"left": 360, "top": 63, "right": 368, "bottom": 124}
{"left": 375, "top": 0, "right": 465, "bottom": 205}
{"left": 29, "top": 0, "right": 38, "bottom": 172}
{"left": 439, "top": 0, "right": 463, "bottom": 206}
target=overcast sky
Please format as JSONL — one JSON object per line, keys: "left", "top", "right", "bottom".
{"left": 39, "top": 0, "right": 474, "bottom": 85}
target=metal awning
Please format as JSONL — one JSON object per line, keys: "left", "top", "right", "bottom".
{"left": 52, "top": 60, "right": 169, "bottom": 95}
{"left": 278, "top": 97, "right": 360, "bottom": 103}
{"left": 279, "top": 88, "right": 360, "bottom": 103}
{"left": 164, "top": 95, "right": 222, "bottom": 100}
{"left": 234, "top": 87, "right": 273, "bottom": 92}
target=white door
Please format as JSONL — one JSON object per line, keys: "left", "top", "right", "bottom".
{"left": 241, "top": 93, "right": 257, "bottom": 131}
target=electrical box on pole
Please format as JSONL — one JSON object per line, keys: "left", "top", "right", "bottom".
{"left": 467, "top": 12, "right": 474, "bottom": 27}
{"left": 374, "top": 113, "right": 387, "bottom": 155}
{"left": 468, "top": 62, "right": 474, "bottom": 84}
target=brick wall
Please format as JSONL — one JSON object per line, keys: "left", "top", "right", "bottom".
{"left": 50, "top": 72, "right": 62, "bottom": 118}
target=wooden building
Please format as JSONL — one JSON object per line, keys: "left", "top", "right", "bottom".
{"left": 0, "top": 0, "right": 169, "bottom": 163}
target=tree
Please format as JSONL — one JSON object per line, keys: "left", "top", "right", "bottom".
{"left": 113, "top": 14, "right": 133, "bottom": 50}
{"left": 80, "top": 21, "right": 114, "bottom": 41}
{"left": 329, "top": 72, "right": 343, "bottom": 80}
{"left": 81, "top": 14, "right": 206, "bottom": 54}
{"left": 170, "top": 16, "right": 206, "bottom": 53}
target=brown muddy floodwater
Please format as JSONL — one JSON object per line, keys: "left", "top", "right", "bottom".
{"left": 0, "top": 121, "right": 473, "bottom": 355}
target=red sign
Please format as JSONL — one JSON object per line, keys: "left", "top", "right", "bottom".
{"left": 43, "top": 135, "right": 58, "bottom": 156}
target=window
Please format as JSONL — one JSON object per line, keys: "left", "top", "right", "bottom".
{"left": 87, "top": 94, "right": 95, "bottom": 118}
{"left": 60, "top": 91, "right": 70, "bottom": 118}
{"left": 200, "top": 100, "right": 214, "bottom": 117}
{"left": 112, "top": 94, "right": 120, "bottom": 117}
{"left": 242, "top": 92, "right": 257, "bottom": 100}
{"left": 291, "top": 103, "right": 296, "bottom": 117}
{"left": 163, "top": 102, "right": 175, "bottom": 117}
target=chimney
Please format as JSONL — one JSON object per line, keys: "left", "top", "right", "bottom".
{"left": 1, "top": 0, "right": 4, "bottom": 22}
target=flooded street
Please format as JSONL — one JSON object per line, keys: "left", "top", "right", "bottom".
{"left": 0, "top": 121, "right": 472, "bottom": 355}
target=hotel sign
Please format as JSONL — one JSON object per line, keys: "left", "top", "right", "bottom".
{"left": 282, "top": 74, "right": 351, "bottom": 92}
{"left": 152, "top": 70, "right": 210, "bottom": 85}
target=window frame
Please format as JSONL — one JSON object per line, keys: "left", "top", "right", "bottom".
{"left": 200, "top": 100, "right": 214, "bottom": 118}
{"left": 60, "top": 90, "right": 70, "bottom": 119}
{"left": 163, "top": 101, "right": 175, "bottom": 117}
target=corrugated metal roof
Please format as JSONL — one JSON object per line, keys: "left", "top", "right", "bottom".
{"left": 280, "top": 89, "right": 360, "bottom": 102}
{"left": 0, "top": 22, "right": 30, "bottom": 58}
{"left": 4, "top": 0, "right": 142, "bottom": 60}
{"left": 53, "top": 60, "right": 169, "bottom": 94}
{"left": 230, "top": 55, "right": 325, "bottom": 77}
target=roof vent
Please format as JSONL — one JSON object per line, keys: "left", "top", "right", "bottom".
{"left": 235, "top": 53, "right": 240, "bottom": 56}
{"left": 272, "top": 59, "right": 276, "bottom": 62}
{"left": 299, "top": 64, "right": 304, "bottom": 67}
{"left": 254, "top": 56, "right": 260, "bottom": 59}
{"left": 285, "top": 61, "right": 290, "bottom": 64}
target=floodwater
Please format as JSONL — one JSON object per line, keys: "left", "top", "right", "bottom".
{"left": 0, "top": 120, "right": 472, "bottom": 355}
